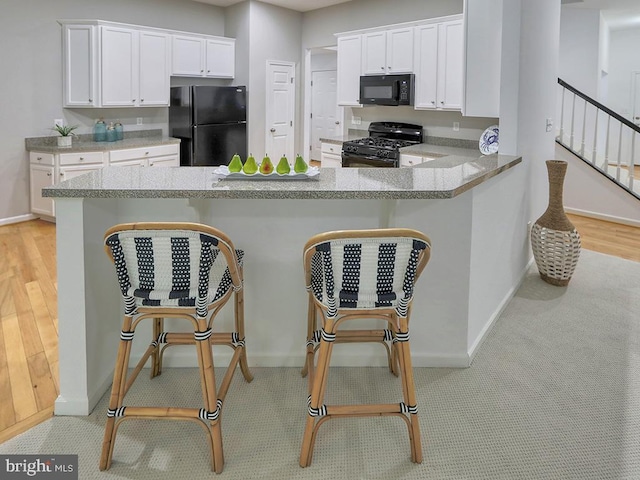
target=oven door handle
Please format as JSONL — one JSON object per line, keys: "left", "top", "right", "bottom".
{"left": 342, "top": 152, "right": 392, "bottom": 161}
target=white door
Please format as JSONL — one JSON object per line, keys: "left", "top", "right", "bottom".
{"left": 311, "top": 70, "right": 339, "bottom": 161}
{"left": 266, "top": 61, "right": 295, "bottom": 161}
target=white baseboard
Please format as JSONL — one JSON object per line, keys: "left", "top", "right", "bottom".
{"left": 467, "top": 256, "right": 535, "bottom": 365}
{"left": 0, "top": 213, "right": 39, "bottom": 227}
{"left": 565, "top": 207, "right": 640, "bottom": 228}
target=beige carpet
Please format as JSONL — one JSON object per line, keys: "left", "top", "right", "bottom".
{"left": 1, "top": 249, "right": 639, "bottom": 479}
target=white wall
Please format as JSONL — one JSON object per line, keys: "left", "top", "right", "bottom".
{"left": 608, "top": 27, "right": 640, "bottom": 119}
{"left": 559, "top": 7, "right": 601, "bottom": 98}
{"left": 0, "top": 0, "right": 226, "bottom": 221}
{"left": 244, "top": 1, "right": 302, "bottom": 158}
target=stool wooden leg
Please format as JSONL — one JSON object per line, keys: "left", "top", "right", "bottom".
{"left": 301, "top": 296, "right": 316, "bottom": 379}
{"left": 150, "top": 317, "right": 163, "bottom": 378}
{"left": 100, "top": 316, "right": 134, "bottom": 471}
{"left": 300, "top": 318, "right": 334, "bottom": 468}
{"left": 234, "top": 287, "right": 253, "bottom": 383}
{"left": 195, "top": 318, "right": 225, "bottom": 473}
{"left": 395, "top": 317, "right": 423, "bottom": 464}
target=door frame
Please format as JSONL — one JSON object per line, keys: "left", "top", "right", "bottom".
{"left": 265, "top": 60, "right": 296, "bottom": 160}
{"left": 303, "top": 47, "right": 344, "bottom": 161}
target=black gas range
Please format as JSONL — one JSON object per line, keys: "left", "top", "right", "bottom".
{"left": 342, "top": 122, "right": 424, "bottom": 168}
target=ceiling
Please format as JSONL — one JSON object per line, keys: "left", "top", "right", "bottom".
{"left": 190, "top": 0, "right": 351, "bottom": 12}
{"left": 191, "top": 0, "right": 640, "bottom": 29}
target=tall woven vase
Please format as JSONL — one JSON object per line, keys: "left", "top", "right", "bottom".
{"left": 530, "top": 160, "right": 581, "bottom": 286}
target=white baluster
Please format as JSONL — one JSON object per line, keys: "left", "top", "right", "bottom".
{"left": 616, "top": 122, "right": 623, "bottom": 182}
{"left": 570, "top": 92, "right": 576, "bottom": 150}
{"left": 592, "top": 108, "right": 599, "bottom": 165}
{"left": 604, "top": 116, "right": 611, "bottom": 171}
{"left": 629, "top": 130, "right": 635, "bottom": 191}
{"left": 559, "top": 87, "right": 565, "bottom": 143}
{"left": 580, "top": 98, "right": 587, "bottom": 157}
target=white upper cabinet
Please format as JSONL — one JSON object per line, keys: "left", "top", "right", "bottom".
{"left": 101, "top": 26, "right": 137, "bottom": 107}
{"left": 171, "top": 35, "right": 235, "bottom": 78}
{"left": 337, "top": 34, "right": 362, "bottom": 106}
{"left": 362, "top": 27, "right": 414, "bottom": 75}
{"left": 101, "top": 27, "right": 170, "bottom": 107}
{"left": 414, "top": 18, "right": 463, "bottom": 111}
{"left": 138, "top": 31, "right": 170, "bottom": 106}
{"left": 171, "top": 35, "right": 205, "bottom": 76}
{"left": 62, "top": 24, "right": 97, "bottom": 107}
{"left": 60, "top": 20, "right": 234, "bottom": 108}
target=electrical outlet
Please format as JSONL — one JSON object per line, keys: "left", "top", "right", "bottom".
{"left": 136, "top": 117, "right": 143, "bottom": 125}
{"left": 54, "top": 118, "right": 64, "bottom": 127}
{"left": 545, "top": 118, "right": 553, "bottom": 132}
{"left": 453, "top": 122, "right": 460, "bottom": 132}
{"left": 352, "top": 116, "right": 361, "bottom": 125}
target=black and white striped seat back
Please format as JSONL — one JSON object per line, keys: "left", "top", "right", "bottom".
{"left": 105, "top": 229, "right": 232, "bottom": 318}
{"left": 310, "top": 237, "right": 428, "bottom": 317}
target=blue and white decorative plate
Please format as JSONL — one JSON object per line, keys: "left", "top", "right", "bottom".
{"left": 479, "top": 125, "right": 499, "bottom": 155}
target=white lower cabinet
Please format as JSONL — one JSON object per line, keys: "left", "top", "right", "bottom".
{"left": 109, "top": 144, "right": 179, "bottom": 167}
{"left": 29, "top": 143, "right": 179, "bottom": 219}
{"left": 29, "top": 153, "right": 56, "bottom": 217}
{"left": 321, "top": 143, "right": 343, "bottom": 168}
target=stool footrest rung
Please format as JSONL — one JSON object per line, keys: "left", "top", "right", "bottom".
{"left": 323, "top": 403, "right": 408, "bottom": 416}
{"left": 118, "top": 406, "right": 204, "bottom": 419}
{"left": 159, "top": 332, "right": 243, "bottom": 346}
{"left": 333, "top": 329, "right": 390, "bottom": 343}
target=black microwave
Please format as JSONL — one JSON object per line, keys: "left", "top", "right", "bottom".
{"left": 359, "top": 74, "right": 415, "bottom": 106}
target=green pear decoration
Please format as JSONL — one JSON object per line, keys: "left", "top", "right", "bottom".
{"left": 259, "top": 154, "right": 274, "bottom": 175}
{"left": 294, "top": 153, "right": 308, "bottom": 173}
{"left": 243, "top": 153, "right": 258, "bottom": 175}
{"left": 228, "top": 153, "right": 243, "bottom": 172}
{"left": 276, "top": 154, "right": 290, "bottom": 175}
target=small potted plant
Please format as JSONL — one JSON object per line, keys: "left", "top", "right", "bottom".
{"left": 52, "top": 123, "right": 78, "bottom": 147}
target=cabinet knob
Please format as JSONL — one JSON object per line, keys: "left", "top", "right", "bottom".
{"left": 207, "top": 70, "right": 211, "bottom": 73}
{"left": 88, "top": 98, "right": 93, "bottom": 102}
{"left": 150, "top": 163, "right": 154, "bottom": 166}
{"left": 200, "top": 70, "right": 204, "bottom": 73}
{"left": 381, "top": 66, "right": 384, "bottom": 70}
{"left": 60, "top": 173, "right": 64, "bottom": 177}
{"left": 132, "top": 99, "right": 136, "bottom": 103}
{"left": 37, "top": 157, "right": 42, "bottom": 160}
{"left": 46, "top": 172, "right": 52, "bottom": 177}
{"left": 335, "top": 121, "right": 340, "bottom": 125}
{"left": 141, "top": 98, "right": 144, "bottom": 102}
{"left": 79, "top": 157, "right": 84, "bottom": 161}
{"left": 145, "top": 151, "right": 150, "bottom": 155}
{"left": 440, "top": 101, "right": 444, "bottom": 105}
{"left": 431, "top": 100, "right": 435, "bottom": 104}
{"left": 270, "top": 128, "right": 276, "bottom": 133}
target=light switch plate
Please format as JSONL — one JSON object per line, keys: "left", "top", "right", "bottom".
{"left": 546, "top": 118, "right": 553, "bottom": 132}
{"left": 453, "top": 122, "right": 460, "bottom": 132}
{"left": 137, "top": 117, "right": 143, "bottom": 125}
{"left": 54, "top": 118, "right": 64, "bottom": 127}
{"left": 352, "top": 116, "right": 361, "bottom": 125}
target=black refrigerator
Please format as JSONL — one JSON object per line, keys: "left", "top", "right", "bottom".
{"left": 169, "top": 85, "right": 247, "bottom": 166}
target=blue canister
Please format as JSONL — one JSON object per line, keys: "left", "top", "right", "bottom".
{"left": 106, "top": 122, "right": 117, "bottom": 142}
{"left": 114, "top": 120, "right": 123, "bottom": 141}
{"left": 93, "top": 119, "right": 107, "bottom": 142}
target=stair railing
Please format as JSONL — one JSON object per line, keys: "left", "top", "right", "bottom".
{"left": 557, "top": 78, "right": 639, "bottom": 199}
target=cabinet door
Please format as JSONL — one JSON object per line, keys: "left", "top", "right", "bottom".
{"left": 139, "top": 31, "right": 170, "bottom": 106}
{"left": 321, "top": 152, "right": 342, "bottom": 168}
{"left": 30, "top": 164, "right": 55, "bottom": 216}
{"left": 171, "top": 35, "right": 205, "bottom": 76}
{"left": 63, "top": 25, "right": 96, "bottom": 107}
{"left": 387, "top": 27, "right": 414, "bottom": 74}
{"left": 413, "top": 24, "right": 438, "bottom": 109}
{"left": 111, "top": 158, "right": 147, "bottom": 167}
{"left": 205, "top": 38, "right": 235, "bottom": 78}
{"left": 437, "top": 20, "right": 463, "bottom": 110}
{"left": 101, "top": 26, "right": 137, "bottom": 107}
{"left": 337, "top": 35, "right": 362, "bottom": 106}
{"left": 361, "top": 31, "right": 386, "bottom": 75}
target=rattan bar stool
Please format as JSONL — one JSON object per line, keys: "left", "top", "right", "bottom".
{"left": 99, "top": 222, "right": 253, "bottom": 473}
{"left": 299, "top": 228, "right": 431, "bottom": 467}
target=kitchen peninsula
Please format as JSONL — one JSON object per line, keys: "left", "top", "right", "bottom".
{"left": 45, "top": 151, "right": 527, "bottom": 416}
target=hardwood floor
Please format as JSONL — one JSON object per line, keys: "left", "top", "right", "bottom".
{"left": 0, "top": 219, "right": 58, "bottom": 443}
{"left": 0, "top": 214, "right": 638, "bottom": 443}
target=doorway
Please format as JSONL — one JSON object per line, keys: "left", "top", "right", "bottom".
{"left": 310, "top": 70, "right": 339, "bottom": 161}
{"left": 265, "top": 61, "right": 295, "bottom": 161}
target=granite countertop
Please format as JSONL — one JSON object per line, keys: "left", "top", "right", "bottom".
{"left": 25, "top": 129, "right": 180, "bottom": 154}
{"left": 319, "top": 129, "right": 368, "bottom": 145}
{"left": 43, "top": 152, "right": 521, "bottom": 200}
